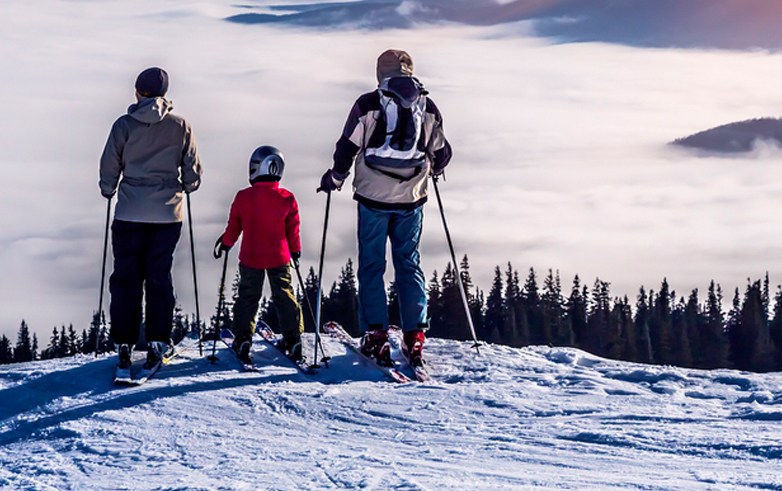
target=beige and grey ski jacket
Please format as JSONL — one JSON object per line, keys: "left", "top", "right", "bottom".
{"left": 99, "top": 97, "right": 202, "bottom": 223}
{"left": 332, "top": 78, "right": 452, "bottom": 210}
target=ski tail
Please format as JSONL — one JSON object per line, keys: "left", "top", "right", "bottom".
{"left": 322, "top": 321, "right": 412, "bottom": 383}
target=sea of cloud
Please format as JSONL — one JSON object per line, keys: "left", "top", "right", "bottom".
{"left": 1, "top": 0, "right": 782, "bottom": 341}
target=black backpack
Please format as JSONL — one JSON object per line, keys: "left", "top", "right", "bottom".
{"left": 365, "top": 77, "right": 429, "bottom": 182}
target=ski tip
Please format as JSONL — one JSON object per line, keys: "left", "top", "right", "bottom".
{"left": 220, "top": 328, "right": 234, "bottom": 339}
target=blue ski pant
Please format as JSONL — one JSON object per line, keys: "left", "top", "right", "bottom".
{"left": 109, "top": 220, "right": 182, "bottom": 345}
{"left": 357, "top": 203, "right": 428, "bottom": 333}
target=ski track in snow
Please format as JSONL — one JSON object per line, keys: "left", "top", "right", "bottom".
{"left": 1, "top": 336, "right": 781, "bottom": 490}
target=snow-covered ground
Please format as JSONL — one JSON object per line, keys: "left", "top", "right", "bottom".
{"left": 1, "top": 334, "right": 780, "bottom": 490}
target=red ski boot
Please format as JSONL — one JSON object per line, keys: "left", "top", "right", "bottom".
{"left": 403, "top": 329, "right": 426, "bottom": 368}
{"left": 360, "top": 329, "right": 393, "bottom": 367}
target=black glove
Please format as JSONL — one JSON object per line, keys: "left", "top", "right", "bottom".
{"left": 431, "top": 166, "right": 446, "bottom": 178}
{"left": 290, "top": 250, "right": 301, "bottom": 266}
{"left": 213, "top": 235, "right": 231, "bottom": 259}
{"left": 101, "top": 190, "right": 115, "bottom": 199}
{"left": 317, "top": 169, "right": 346, "bottom": 193}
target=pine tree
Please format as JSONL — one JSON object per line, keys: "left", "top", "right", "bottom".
{"left": 32, "top": 333, "right": 38, "bottom": 361}
{"left": 769, "top": 286, "right": 782, "bottom": 370}
{"left": 762, "top": 272, "right": 771, "bottom": 322}
{"left": 567, "top": 276, "right": 588, "bottom": 350}
{"left": 700, "top": 281, "right": 728, "bottom": 369}
{"left": 617, "top": 295, "right": 640, "bottom": 362}
{"left": 523, "top": 268, "right": 545, "bottom": 345}
{"left": 484, "top": 266, "right": 505, "bottom": 343}
{"left": 438, "top": 263, "right": 469, "bottom": 341}
{"left": 323, "top": 259, "right": 359, "bottom": 336}
{"left": 58, "top": 325, "right": 69, "bottom": 358}
{"left": 67, "top": 324, "right": 78, "bottom": 356}
{"left": 585, "top": 279, "right": 611, "bottom": 356}
{"left": 460, "top": 255, "right": 484, "bottom": 341}
{"left": 44, "top": 326, "right": 60, "bottom": 360}
{"left": 427, "top": 271, "right": 446, "bottom": 338}
{"left": 542, "top": 270, "right": 571, "bottom": 346}
{"left": 670, "top": 295, "right": 693, "bottom": 367}
{"left": 732, "top": 280, "right": 776, "bottom": 372}
{"left": 682, "top": 290, "right": 701, "bottom": 367}
{"left": 724, "top": 287, "right": 741, "bottom": 369}
{"left": 0, "top": 335, "right": 12, "bottom": 364}
{"left": 606, "top": 296, "right": 631, "bottom": 360}
{"left": 13, "top": 320, "right": 34, "bottom": 363}
{"left": 634, "top": 287, "right": 653, "bottom": 363}
{"left": 503, "top": 264, "right": 527, "bottom": 347}
{"left": 80, "top": 329, "right": 89, "bottom": 355}
{"left": 649, "top": 280, "right": 674, "bottom": 365}
{"left": 86, "top": 311, "right": 102, "bottom": 354}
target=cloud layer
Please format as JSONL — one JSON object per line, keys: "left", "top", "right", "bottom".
{"left": 228, "top": 0, "right": 782, "bottom": 50}
{"left": 1, "top": 1, "right": 782, "bottom": 341}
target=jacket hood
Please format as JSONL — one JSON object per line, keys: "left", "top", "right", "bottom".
{"left": 127, "top": 97, "right": 172, "bottom": 124}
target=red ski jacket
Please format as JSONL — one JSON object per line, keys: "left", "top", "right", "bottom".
{"left": 221, "top": 182, "right": 301, "bottom": 270}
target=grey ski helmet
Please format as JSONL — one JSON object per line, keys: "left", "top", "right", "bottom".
{"left": 248, "top": 145, "right": 285, "bottom": 182}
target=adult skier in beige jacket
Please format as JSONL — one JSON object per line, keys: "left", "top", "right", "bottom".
{"left": 99, "top": 67, "right": 202, "bottom": 375}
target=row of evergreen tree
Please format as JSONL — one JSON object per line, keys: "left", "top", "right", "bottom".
{"left": 3, "top": 257, "right": 781, "bottom": 372}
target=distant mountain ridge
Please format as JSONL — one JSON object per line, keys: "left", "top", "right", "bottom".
{"left": 672, "top": 118, "right": 782, "bottom": 153}
{"left": 227, "top": 0, "right": 782, "bottom": 50}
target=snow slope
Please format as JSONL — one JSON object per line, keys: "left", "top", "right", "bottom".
{"left": 1, "top": 335, "right": 781, "bottom": 490}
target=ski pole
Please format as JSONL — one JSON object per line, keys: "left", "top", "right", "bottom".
{"left": 312, "top": 191, "right": 332, "bottom": 369}
{"left": 210, "top": 238, "right": 229, "bottom": 363}
{"left": 186, "top": 192, "right": 203, "bottom": 356}
{"left": 95, "top": 197, "right": 112, "bottom": 356}
{"left": 432, "top": 176, "right": 481, "bottom": 355}
{"left": 292, "top": 258, "right": 330, "bottom": 367}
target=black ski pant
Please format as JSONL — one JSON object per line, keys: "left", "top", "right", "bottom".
{"left": 232, "top": 263, "right": 303, "bottom": 344}
{"left": 109, "top": 220, "right": 182, "bottom": 346}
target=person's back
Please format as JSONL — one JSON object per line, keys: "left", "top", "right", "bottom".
{"left": 218, "top": 146, "right": 304, "bottom": 364}
{"left": 100, "top": 67, "right": 203, "bottom": 378}
{"left": 100, "top": 84, "right": 200, "bottom": 223}
{"left": 318, "top": 49, "right": 452, "bottom": 369}
{"left": 224, "top": 181, "right": 300, "bottom": 271}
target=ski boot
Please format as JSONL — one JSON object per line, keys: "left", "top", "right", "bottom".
{"left": 232, "top": 337, "right": 253, "bottom": 365}
{"left": 116, "top": 344, "right": 132, "bottom": 370}
{"left": 360, "top": 328, "right": 392, "bottom": 367}
{"left": 403, "top": 329, "right": 426, "bottom": 368}
{"left": 143, "top": 341, "right": 170, "bottom": 370}
{"left": 278, "top": 335, "right": 303, "bottom": 362}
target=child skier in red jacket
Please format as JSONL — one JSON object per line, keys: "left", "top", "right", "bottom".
{"left": 217, "top": 146, "right": 304, "bottom": 363}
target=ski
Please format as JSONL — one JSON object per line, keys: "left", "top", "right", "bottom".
{"left": 113, "top": 365, "right": 133, "bottom": 385}
{"left": 255, "top": 321, "right": 318, "bottom": 375}
{"left": 322, "top": 321, "right": 412, "bottom": 383}
{"left": 113, "top": 345, "right": 180, "bottom": 386}
{"left": 132, "top": 361, "right": 163, "bottom": 385}
{"left": 387, "top": 327, "right": 432, "bottom": 382}
{"left": 219, "top": 329, "right": 262, "bottom": 372}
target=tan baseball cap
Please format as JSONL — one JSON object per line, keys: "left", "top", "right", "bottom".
{"left": 376, "top": 49, "right": 414, "bottom": 83}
